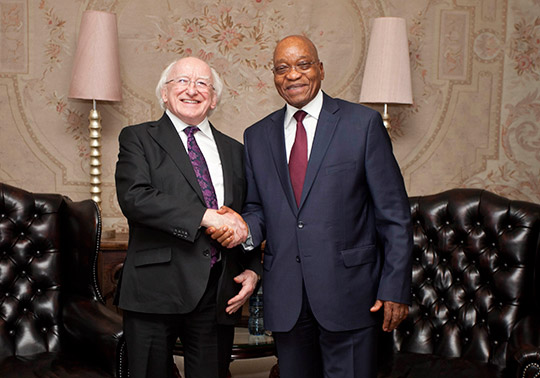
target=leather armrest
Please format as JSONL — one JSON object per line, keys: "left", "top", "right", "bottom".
{"left": 514, "top": 348, "right": 540, "bottom": 378}
{"left": 62, "top": 295, "right": 124, "bottom": 376}
{"left": 508, "top": 315, "right": 540, "bottom": 378}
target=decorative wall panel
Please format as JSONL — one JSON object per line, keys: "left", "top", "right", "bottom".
{"left": 0, "top": 0, "right": 538, "bottom": 231}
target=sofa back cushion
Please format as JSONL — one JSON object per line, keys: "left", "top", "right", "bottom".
{"left": 0, "top": 183, "right": 64, "bottom": 357}
{"left": 395, "top": 189, "right": 540, "bottom": 368}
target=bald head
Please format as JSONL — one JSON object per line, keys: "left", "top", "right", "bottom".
{"left": 274, "top": 35, "right": 320, "bottom": 62}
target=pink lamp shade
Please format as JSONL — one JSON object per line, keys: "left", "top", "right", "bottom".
{"left": 360, "top": 17, "right": 412, "bottom": 105}
{"left": 69, "top": 10, "right": 122, "bottom": 101}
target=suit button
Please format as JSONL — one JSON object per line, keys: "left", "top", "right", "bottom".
{"left": 296, "top": 256, "right": 301, "bottom": 263}
{"left": 297, "top": 221, "right": 304, "bottom": 229}
{"left": 203, "top": 250, "right": 210, "bottom": 257}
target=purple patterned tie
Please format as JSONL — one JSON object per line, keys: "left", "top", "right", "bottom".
{"left": 184, "top": 126, "right": 218, "bottom": 266}
{"left": 289, "top": 111, "right": 308, "bottom": 207}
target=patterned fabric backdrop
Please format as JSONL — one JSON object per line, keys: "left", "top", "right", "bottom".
{"left": 0, "top": 0, "right": 539, "bottom": 232}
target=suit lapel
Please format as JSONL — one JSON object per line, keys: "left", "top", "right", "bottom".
{"left": 265, "top": 108, "right": 299, "bottom": 214}
{"left": 299, "top": 93, "right": 340, "bottom": 209}
{"left": 147, "top": 113, "right": 206, "bottom": 205}
{"left": 211, "top": 124, "right": 234, "bottom": 207}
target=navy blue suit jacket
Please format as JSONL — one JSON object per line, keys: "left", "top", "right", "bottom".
{"left": 243, "top": 93, "right": 413, "bottom": 332}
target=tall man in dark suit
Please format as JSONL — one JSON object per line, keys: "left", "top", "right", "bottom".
{"left": 115, "top": 57, "right": 261, "bottom": 378}
{"left": 212, "top": 35, "right": 413, "bottom": 378}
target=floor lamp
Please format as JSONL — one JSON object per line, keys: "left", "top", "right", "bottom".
{"left": 360, "top": 17, "right": 413, "bottom": 134}
{"left": 69, "top": 10, "right": 122, "bottom": 207}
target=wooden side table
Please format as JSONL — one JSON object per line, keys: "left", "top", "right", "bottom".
{"left": 98, "top": 232, "right": 128, "bottom": 312}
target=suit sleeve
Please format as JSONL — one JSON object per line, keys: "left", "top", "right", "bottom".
{"left": 115, "top": 126, "right": 206, "bottom": 243}
{"left": 241, "top": 129, "right": 266, "bottom": 247}
{"left": 364, "top": 112, "right": 413, "bottom": 305}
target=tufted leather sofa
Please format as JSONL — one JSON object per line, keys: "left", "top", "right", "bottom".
{"left": 0, "top": 183, "right": 127, "bottom": 377}
{"left": 378, "top": 188, "right": 540, "bottom": 378}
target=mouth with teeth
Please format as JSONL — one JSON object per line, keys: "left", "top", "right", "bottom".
{"left": 181, "top": 99, "right": 200, "bottom": 104}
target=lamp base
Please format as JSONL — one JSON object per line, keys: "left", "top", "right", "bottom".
{"left": 88, "top": 106, "right": 102, "bottom": 206}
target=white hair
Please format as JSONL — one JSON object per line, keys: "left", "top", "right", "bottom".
{"left": 155, "top": 59, "right": 224, "bottom": 112}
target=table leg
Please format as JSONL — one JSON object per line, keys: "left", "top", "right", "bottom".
{"left": 269, "top": 361, "right": 280, "bottom": 378}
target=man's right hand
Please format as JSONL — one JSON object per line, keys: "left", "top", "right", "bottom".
{"left": 201, "top": 206, "right": 247, "bottom": 248}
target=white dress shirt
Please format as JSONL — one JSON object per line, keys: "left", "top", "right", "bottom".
{"left": 283, "top": 90, "right": 324, "bottom": 162}
{"left": 166, "top": 109, "right": 225, "bottom": 208}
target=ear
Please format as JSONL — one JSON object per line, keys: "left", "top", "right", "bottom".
{"left": 209, "top": 91, "right": 218, "bottom": 110}
{"left": 161, "top": 88, "right": 168, "bottom": 105}
{"left": 319, "top": 62, "right": 325, "bottom": 80}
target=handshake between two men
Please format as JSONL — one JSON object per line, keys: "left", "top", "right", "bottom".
{"left": 201, "top": 206, "right": 248, "bottom": 248}
{"left": 201, "top": 206, "right": 255, "bottom": 316}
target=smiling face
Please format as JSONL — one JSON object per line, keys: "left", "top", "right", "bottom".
{"left": 273, "top": 36, "right": 325, "bottom": 109}
{"left": 161, "top": 57, "right": 217, "bottom": 125}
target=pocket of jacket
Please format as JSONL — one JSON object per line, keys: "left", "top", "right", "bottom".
{"left": 324, "top": 161, "right": 356, "bottom": 175}
{"left": 341, "top": 245, "right": 376, "bottom": 267}
{"left": 134, "top": 247, "right": 172, "bottom": 267}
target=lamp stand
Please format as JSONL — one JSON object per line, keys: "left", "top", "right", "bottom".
{"left": 382, "top": 103, "right": 392, "bottom": 131}
{"left": 88, "top": 99, "right": 102, "bottom": 207}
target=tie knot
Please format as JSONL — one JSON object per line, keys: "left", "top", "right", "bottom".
{"left": 184, "top": 126, "right": 199, "bottom": 137}
{"left": 293, "top": 110, "right": 307, "bottom": 123}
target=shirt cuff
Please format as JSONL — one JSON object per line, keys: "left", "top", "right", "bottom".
{"left": 242, "top": 228, "right": 255, "bottom": 251}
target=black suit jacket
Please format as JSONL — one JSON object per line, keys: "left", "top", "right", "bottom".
{"left": 115, "top": 113, "right": 261, "bottom": 324}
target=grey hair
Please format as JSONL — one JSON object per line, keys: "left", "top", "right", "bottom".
{"left": 155, "top": 59, "right": 224, "bottom": 112}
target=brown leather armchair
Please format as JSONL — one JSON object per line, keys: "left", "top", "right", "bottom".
{"left": 378, "top": 188, "right": 540, "bottom": 378}
{"left": 0, "top": 183, "right": 127, "bottom": 377}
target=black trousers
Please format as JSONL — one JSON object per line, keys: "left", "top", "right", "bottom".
{"left": 123, "top": 262, "right": 234, "bottom": 378}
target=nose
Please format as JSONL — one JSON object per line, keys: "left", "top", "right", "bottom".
{"left": 285, "top": 66, "right": 302, "bottom": 80}
{"left": 185, "top": 80, "right": 198, "bottom": 95}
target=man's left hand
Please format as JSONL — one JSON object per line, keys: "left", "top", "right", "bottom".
{"left": 226, "top": 269, "right": 259, "bottom": 314}
{"left": 370, "top": 300, "right": 409, "bottom": 332}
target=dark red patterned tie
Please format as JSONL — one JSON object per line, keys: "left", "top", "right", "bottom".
{"left": 289, "top": 111, "right": 308, "bottom": 207}
{"left": 184, "top": 126, "right": 218, "bottom": 266}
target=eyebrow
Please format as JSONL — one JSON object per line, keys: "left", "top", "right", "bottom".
{"left": 274, "top": 56, "right": 313, "bottom": 64}
{"left": 175, "top": 74, "right": 212, "bottom": 80}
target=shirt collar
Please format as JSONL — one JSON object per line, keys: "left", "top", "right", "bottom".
{"left": 166, "top": 109, "right": 212, "bottom": 138}
{"left": 284, "top": 89, "right": 323, "bottom": 128}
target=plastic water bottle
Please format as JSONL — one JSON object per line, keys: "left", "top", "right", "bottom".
{"left": 248, "top": 285, "right": 264, "bottom": 335}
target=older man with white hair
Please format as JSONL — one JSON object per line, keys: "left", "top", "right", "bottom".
{"left": 115, "top": 57, "right": 261, "bottom": 378}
